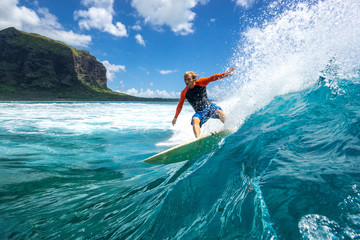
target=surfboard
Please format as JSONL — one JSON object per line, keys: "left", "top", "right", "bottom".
{"left": 143, "top": 129, "right": 232, "bottom": 165}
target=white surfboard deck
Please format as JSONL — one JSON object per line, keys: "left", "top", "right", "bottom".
{"left": 143, "top": 129, "right": 232, "bottom": 165}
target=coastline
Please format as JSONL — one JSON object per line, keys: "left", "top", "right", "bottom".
{"left": 0, "top": 90, "right": 179, "bottom": 102}
{"left": 0, "top": 98, "right": 179, "bottom": 103}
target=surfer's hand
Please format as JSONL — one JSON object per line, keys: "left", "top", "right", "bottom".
{"left": 227, "top": 67, "right": 235, "bottom": 77}
{"left": 172, "top": 118, "right": 177, "bottom": 126}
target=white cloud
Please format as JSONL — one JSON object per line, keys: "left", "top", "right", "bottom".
{"left": 135, "top": 33, "right": 145, "bottom": 46}
{"left": 102, "top": 60, "right": 126, "bottom": 82}
{"left": 132, "top": 24, "right": 142, "bottom": 31}
{"left": 159, "top": 69, "right": 177, "bottom": 75}
{"left": 233, "top": 0, "right": 257, "bottom": 9}
{"left": 131, "top": 0, "right": 209, "bottom": 35}
{"left": 45, "top": 29, "right": 92, "bottom": 48}
{"left": 0, "top": 0, "right": 91, "bottom": 47}
{"left": 75, "top": 0, "right": 128, "bottom": 37}
{"left": 125, "top": 88, "right": 178, "bottom": 98}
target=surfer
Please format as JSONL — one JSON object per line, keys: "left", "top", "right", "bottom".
{"left": 172, "top": 67, "right": 236, "bottom": 138}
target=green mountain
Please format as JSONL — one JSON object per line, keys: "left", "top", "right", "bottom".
{"left": 0, "top": 27, "right": 172, "bottom": 101}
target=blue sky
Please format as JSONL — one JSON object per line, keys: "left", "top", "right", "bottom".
{"left": 0, "top": 0, "right": 267, "bottom": 98}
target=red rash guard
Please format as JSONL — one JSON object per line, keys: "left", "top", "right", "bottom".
{"left": 174, "top": 72, "right": 228, "bottom": 119}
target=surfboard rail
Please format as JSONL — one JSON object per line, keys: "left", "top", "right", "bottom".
{"left": 143, "top": 129, "right": 232, "bottom": 165}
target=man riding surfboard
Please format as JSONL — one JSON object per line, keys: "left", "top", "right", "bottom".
{"left": 172, "top": 67, "right": 236, "bottom": 138}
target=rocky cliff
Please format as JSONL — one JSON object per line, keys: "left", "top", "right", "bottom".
{"left": 0, "top": 27, "right": 150, "bottom": 101}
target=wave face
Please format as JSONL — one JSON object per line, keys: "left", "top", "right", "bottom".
{"left": 225, "top": 81, "right": 360, "bottom": 239}
{"left": 121, "top": 80, "right": 360, "bottom": 240}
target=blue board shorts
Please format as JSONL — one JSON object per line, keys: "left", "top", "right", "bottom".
{"left": 191, "top": 103, "right": 223, "bottom": 127}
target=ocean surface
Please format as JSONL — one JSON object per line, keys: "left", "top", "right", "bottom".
{"left": 2, "top": 0, "right": 360, "bottom": 239}
{"left": 1, "top": 80, "right": 360, "bottom": 240}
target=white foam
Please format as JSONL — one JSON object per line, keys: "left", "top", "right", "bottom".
{"left": 299, "top": 214, "right": 340, "bottom": 239}
{"left": 215, "top": 0, "right": 360, "bottom": 130}
{"left": 0, "top": 102, "right": 180, "bottom": 134}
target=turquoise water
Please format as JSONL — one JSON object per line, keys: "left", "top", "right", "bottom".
{"left": 2, "top": 0, "right": 360, "bottom": 239}
{"left": 1, "top": 79, "right": 360, "bottom": 239}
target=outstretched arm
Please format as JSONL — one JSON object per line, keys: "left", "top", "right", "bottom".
{"left": 196, "top": 67, "right": 236, "bottom": 87}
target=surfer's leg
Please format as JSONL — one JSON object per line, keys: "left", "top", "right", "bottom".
{"left": 192, "top": 117, "right": 201, "bottom": 138}
{"left": 215, "top": 109, "right": 227, "bottom": 123}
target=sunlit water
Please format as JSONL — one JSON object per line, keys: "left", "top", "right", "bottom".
{"left": 2, "top": 0, "right": 360, "bottom": 239}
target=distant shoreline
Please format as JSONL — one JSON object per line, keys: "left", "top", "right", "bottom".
{"left": 0, "top": 98, "right": 179, "bottom": 103}
{"left": 0, "top": 90, "right": 178, "bottom": 102}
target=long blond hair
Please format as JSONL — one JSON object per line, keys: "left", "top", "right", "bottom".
{"left": 184, "top": 71, "right": 198, "bottom": 80}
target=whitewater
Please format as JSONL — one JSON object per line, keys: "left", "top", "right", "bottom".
{"left": 1, "top": 0, "right": 360, "bottom": 239}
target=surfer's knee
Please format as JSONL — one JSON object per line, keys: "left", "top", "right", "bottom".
{"left": 215, "top": 109, "right": 226, "bottom": 123}
{"left": 192, "top": 117, "right": 200, "bottom": 126}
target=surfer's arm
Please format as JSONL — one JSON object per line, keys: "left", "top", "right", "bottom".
{"left": 172, "top": 88, "right": 187, "bottom": 125}
{"left": 196, "top": 67, "right": 236, "bottom": 87}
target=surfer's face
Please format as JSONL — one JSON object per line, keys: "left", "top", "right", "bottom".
{"left": 184, "top": 74, "right": 195, "bottom": 88}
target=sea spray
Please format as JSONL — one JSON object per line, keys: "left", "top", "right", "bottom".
{"left": 220, "top": 0, "right": 360, "bottom": 130}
